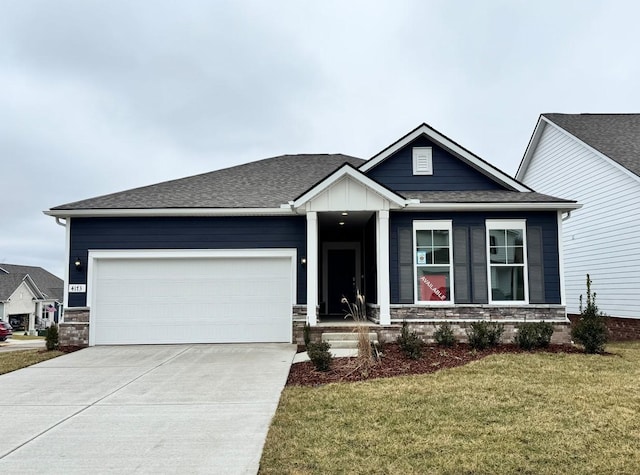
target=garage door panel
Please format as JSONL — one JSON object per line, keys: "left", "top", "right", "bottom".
{"left": 91, "top": 255, "right": 293, "bottom": 345}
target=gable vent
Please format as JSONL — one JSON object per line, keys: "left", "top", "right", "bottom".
{"left": 413, "top": 147, "right": 433, "bottom": 175}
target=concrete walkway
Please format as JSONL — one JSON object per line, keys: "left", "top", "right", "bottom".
{"left": 0, "top": 344, "right": 296, "bottom": 474}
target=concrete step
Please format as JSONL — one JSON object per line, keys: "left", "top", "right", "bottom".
{"left": 321, "top": 332, "right": 378, "bottom": 342}
{"left": 321, "top": 332, "right": 379, "bottom": 349}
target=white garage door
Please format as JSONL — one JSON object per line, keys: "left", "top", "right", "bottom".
{"left": 89, "top": 251, "right": 294, "bottom": 345}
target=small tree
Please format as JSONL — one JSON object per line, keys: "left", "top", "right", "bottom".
{"left": 571, "top": 274, "right": 608, "bottom": 354}
{"left": 46, "top": 323, "right": 59, "bottom": 351}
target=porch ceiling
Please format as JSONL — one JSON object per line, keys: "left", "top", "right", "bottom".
{"left": 318, "top": 211, "right": 373, "bottom": 233}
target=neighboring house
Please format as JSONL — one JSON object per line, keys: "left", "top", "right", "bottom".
{"left": 0, "top": 264, "right": 63, "bottom": 333}
{"left": 517, "top": 113, "right": 640, "bottom": 339}
{"left": 46, "top": 123, "right": 579, "bottom": 347}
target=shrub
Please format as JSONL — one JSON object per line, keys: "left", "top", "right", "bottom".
{"left": 433, "top": 322, "right": 456, "bottom": 347}
{"left": 397, "top": 321, "right": 423, "bottom": 360}
{"left": 466, "top": 321, "right": 504, "bottom": 350}
{"left": 572, "top": 274, "right": 608, "bottom": 353}
{"left": 306, "top": 341, "right": 333, "bottom": 371}
{"left": 45, "top": 323, "right": 59, "bottom": 351}
{"left": 515, "top": 322, "right": 554, "bottom": 350}
{"left": 535, "top": 322, "right": 554, "bottom": 348}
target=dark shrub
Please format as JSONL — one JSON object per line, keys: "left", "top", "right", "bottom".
{"left": 515, "top": 322, "right": 554, "bottom": 350}
{"left": 535, "top": 322, "right": 554, "bottom": 348}
{"left": 433, "top": 322, "right": 456, "bottom": 347}
{"left": 306, "top": 341, "right": 332, "bottom": 371}
{"left": 467, "top": 321, "right": 504, "bottom": 350}
{"left": 571, "top": 274, "right": 608, "bottom": 354}
{"left": 45, "top": 323, "right": 59, "bottom": 351}
{"left": 397, "top": 321, "right": 423, "bottom": 360}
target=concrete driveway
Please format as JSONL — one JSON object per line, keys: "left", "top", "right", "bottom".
{"left": 0, "top": 344, "right": 296, "bottom": 474}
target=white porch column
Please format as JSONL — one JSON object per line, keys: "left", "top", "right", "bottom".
{"left": 306, "top": 211, "right": 318, "bottom": 325}
{"left": 377, "top": 210, "right": 391, "bottom": 325}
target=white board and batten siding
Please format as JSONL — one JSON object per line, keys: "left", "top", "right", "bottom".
{"left": 520, "top": 123, "right": 640, "bottom": 319}
{"left": 88, "top": 249, "right": 296, "bottom": 345}
{"left": 306, "top": 176, "right": 388, "bottom": 211}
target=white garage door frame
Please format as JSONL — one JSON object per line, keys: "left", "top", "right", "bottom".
{"left": 86, "top": 248, "right": 297, "bottom": 346}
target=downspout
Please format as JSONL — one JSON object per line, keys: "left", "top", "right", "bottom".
{"left": 53, "top": 216, "right": 69, "bottom": 321}
{"left": 562, "top": 211, "right": 571, "bottom": 221}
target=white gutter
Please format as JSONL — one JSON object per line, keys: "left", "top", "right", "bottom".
{"left": 44, "top": 207, "right": 296, "bottom": 218}
{"left": 403, "top": 202, "right": 582, "bottom": 212}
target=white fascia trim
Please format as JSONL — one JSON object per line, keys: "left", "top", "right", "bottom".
{"left": 361, "top": 124, "right": 530, "bottom": 192}
{"left": 14, "top": 275, "right": 43, "bottom": 300}
{"left": 516, "top": 116, "right": 546, "bottom": 180}
{"left": 403, "top": 201, "right": 582, "bottom": 212}
{"left": 556, "top": 210, "right": 567, "bottom": 306}
{"left": 292, "top": 164, "right": 406, "bottom": 209}
{"left": 536, "top": 116, "right": 640, "bottom": 185}
{"left": 44, "top": 208, "right": 294, "bottom": 218}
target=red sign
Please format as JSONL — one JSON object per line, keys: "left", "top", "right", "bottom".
{"left": 419, "top": 275, "right": 447, "bottom": 301}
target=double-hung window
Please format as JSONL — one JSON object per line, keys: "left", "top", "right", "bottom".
{"left": 486, "top": 219, "right": 528, "bottom": 303}
{"left": 413, "top": 220, "right": 453, "bottom": 304}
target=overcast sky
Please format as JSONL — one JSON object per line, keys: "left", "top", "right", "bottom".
{"left": 2, "top": 0, "right": 639, "bottom": 279}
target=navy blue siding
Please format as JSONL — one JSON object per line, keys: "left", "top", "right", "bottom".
{"left": 68, "top": 216, "right": 306, "bottom": 307}
{"left": 389, "top": 211, "right": 561, "bottom": 304}
{"left": 366, "top": 136, "right": 505, "bottom": 191}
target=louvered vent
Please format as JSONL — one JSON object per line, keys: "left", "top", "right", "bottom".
{"left": 412, "top": 147, "right": 433, "bottom": 175}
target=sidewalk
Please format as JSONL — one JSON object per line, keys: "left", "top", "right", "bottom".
{"left": 0, "top": 337, "right": 45, "bottom": 353}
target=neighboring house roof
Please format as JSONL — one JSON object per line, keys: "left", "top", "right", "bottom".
{"left": 519, "top": 113, "right": 640, "bottom": 179}
{"left": 50, "top": 154, "right": 364, "bottom": 211}
{"left": 0, "top": 264, "right": 63, "bottom": 302}
{"left": 0, "top": 273, "right": 42, "bottom": 301}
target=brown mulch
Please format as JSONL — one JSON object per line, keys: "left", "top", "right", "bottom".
{"left": 287, "top": 343, "right": 585, "bottom": 387}
{"left": 56, "top": 345, "right": 84, "bottom": 353}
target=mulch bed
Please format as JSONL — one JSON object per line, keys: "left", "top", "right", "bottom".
{"left": 55, "top": 345, "right": 84, "bottom": 353}
{"left": 287, "top": 343, "right": 585, "bottom": 387}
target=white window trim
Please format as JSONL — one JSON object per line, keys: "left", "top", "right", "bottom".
{"left": 412, "top": 147, "right": 433, "bottom": 175}
{"left": 413, "top": 220, "right": 454, "bottom": 305}
{"left": 486, "top": 219, "right": 529, "bottom": 305}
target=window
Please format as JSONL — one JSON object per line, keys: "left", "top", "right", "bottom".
{"left": 413, "top": 220, "right": 453, "bottom": 303}
{"left": 412, "top": 147, "right": 433, "bottom": 175}
{"left": 486, "top": 220, "right": 528, "bottom": 303}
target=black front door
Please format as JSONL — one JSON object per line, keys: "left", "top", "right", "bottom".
{"left": 327, "top": 249, "right": 356, "bottom": 314}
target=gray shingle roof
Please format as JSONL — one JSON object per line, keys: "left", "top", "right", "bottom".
{"left": 52, "top": 154, "right": 365, "bottom": 210}
{"left": 403, "top": 190, "right": 575, "bottom": 204}
{"left": 0, "top": 264, "right": 63, "bottom": 301}
{"left": 543, "top": 113, "right": 640, "bottom": 177}
{"left": 0, "top": 273, "right": 30, "bottom": 301}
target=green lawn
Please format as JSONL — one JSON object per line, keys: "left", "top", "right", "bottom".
{"left": 0, "top": 349, "right": 64, "bottom": 375}
{"left": 9, "top": 334, "right": 45, "bottom": 341}
{"left": 260, "top": 342, "right": 640, "bottom": 474}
